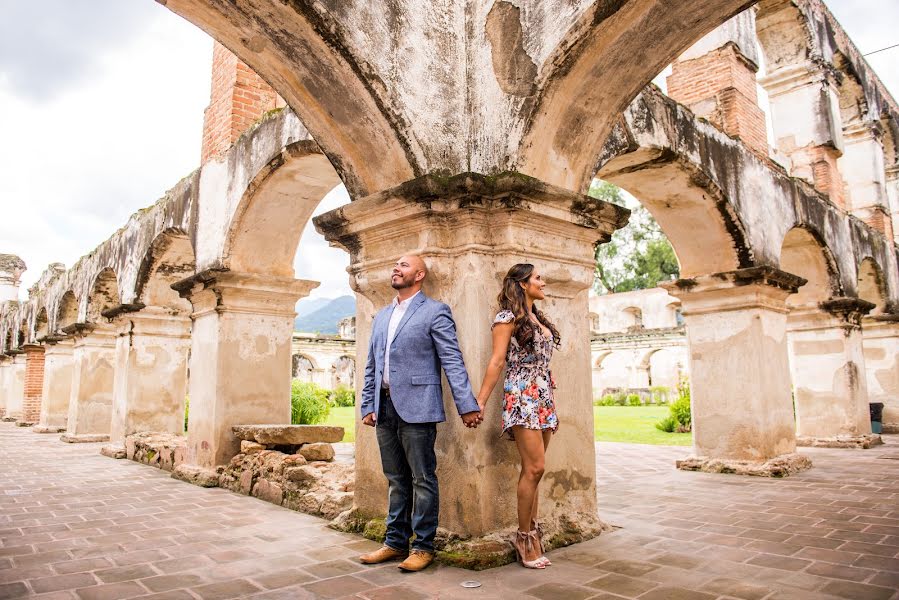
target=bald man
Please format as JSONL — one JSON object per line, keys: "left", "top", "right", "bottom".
{"left": 358, "top": 255, "right": 481, "bottom": 572}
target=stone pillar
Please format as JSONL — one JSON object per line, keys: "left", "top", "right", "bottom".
{"left": 788, "top": 299, "right": 879, "bottom": 447}
{"left": 19, "top": 344, "right": 45, "bottom": 426}
{"left": 841, "top": 123, "right": 893, "bottom": 240}
{"left": 2, "top": 353, "right": 26, "bottom": 422}
{"left": 662, "top": 268, "right": 812, "bottom": 475}
{"left": 175, "top": 271, "right": 317, "bottom": 471}
{"left": 862, "top": 315, "right": 899, "bottom": 433}
{"left": 314, "top": 172, "right": 628, "bottom": 545}
{"left": 63, "top": 325, "right": 117, "bottom": 442}
{"left": 760, "top": 64, "right": 846, "bottom": 208}
{"left": 886, "top": 166, "right": 899, "bottom": 245}
{"left": 34, "top": 340, "right": 74, "bottom": 433}
{"left": 0, "top": 356, "right": 11, "bottom": 419}
{"left": 109, "top": 309, "right": 192, "bottom": 445}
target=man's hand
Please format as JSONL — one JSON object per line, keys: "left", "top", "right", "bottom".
{"left": 461, "top": 411, "right": 481, "bottom": 428}
{"left": 362, "top": 413, "right": 377, "bottom": 427}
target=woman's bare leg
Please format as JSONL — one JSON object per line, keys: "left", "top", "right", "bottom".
{"left": 529, "top": 430, "right": 553, "bottom": 526}
{"left": 513, "top": 427, "right": 546, "bottom": 563}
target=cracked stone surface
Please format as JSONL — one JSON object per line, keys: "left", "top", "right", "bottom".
{"left": 1, "top": 424, "right": 898, "bottom": 599}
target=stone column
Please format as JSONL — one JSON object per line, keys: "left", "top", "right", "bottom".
{"left": 173, "top": 271, "right": 317, "bottom": 472}
{"left": 662, "top": 268, "right": 812, "bottom": 476}
{"left": 62, "top": 324, "right": 117, "bottom": 443}
{"left": 33, "top": 339, "right": 74, "bottom": 433}
{"left": 109, "top": 308, "right": 192, "bottom": 445}
{"left": 862, "top": 315, "right": 899, "bottom": 433}
{"left": 0, "top": 356, "right": 11, "bottom": 419}
{"left": 314, "top": 172, "right": 628, "bottom": 547}
{"left": 788, "top": 299, "right": 879, "bottom": 447}
{"left": 2, "top": 353, "right": 26, "bottom": 422}
{"left": 19, "top": 344, "right": 45, "bottom": 426}
{"left": 759, "top": 64, "right": 846, "bottom": 208}
{"left": 841, "top": 123, "right": 893, "bottom": 240}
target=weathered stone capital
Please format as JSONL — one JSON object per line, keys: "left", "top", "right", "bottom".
{"left": 112, "top": 307, "right": 192, "bottom": 340}
{"left": 21, "top": 344, "right": 44, "bottom": 355}
{"left": 313, "top": 171, "right": 629, "bottom": 302}
{"left": 662, "top": 267, "right": 806, "bottom": 315}
{"left": 758, "top": 62, "right": 837, "bottom": 97}
{"left": 820, "top": 297, "right": 876, "bottom": 325}
{"left": 173, "top": 269, "right": 318, "bottom": 319}
{"left": 100, "top": 303, "right": 147, "bottom": 320}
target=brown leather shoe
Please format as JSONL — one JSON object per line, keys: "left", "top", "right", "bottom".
{"left": 397, "top": 550, "right": 435, "bottom": 572}
{"left": 359, "top": 545, "right": 408, "bottom": 564}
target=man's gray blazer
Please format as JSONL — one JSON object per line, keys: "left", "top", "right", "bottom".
{"left": 361, "top": 293, "right": 480, "bottom": 423}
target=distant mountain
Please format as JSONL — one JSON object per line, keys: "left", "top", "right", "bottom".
{"left": 294, "top": 295, "right": 356, "bottom": 334}
{"left": 295, "top": 296, "right": 332, "bottom": 316}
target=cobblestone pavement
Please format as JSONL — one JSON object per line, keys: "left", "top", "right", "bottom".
{"left": 1, "top": 423, "right": 897, "bottom": 600}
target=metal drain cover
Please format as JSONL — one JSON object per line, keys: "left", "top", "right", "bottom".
{"left": 460, "top": 581, "right": 482, "bottom": 588}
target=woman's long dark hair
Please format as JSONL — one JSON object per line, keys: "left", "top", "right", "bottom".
{"left": 497, "top": 263, "right": 561, "bottom": 348}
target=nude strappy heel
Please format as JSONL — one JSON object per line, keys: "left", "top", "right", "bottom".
{"left": 532, "top": 520, "right": 551, "bottom": 566}
{"left": 514, "top": 530, "right": 547, "bottom": 569}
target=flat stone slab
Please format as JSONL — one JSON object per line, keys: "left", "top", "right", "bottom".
{"left": 15, "top": 421, "right": 36, "bottom": 427}
{"left": 171, "top": 464, "right": 220, "bottom": 488}
{"left": 232, "top": 424, "right": 344, "bottom": 445}
{"left": 100, "top": 444, "right": 126, "bottom": 459}
{"left": 32, "top": 425, "right": 66, "bottom": 434}
{"left": 676, "top": 452, "right": 812, "bottom": 477}
{"left": 60, "top": 433, "right": 110, "bottom": 443}
{"left": 797, "top": 434, "right": 883, "bottom": 449}
{"left": 1, "top": 416, "right": 18, "bottom": 423}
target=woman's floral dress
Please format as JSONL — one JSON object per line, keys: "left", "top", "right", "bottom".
{"left": 493, "top": 310, "right": 559, "bottom": 440}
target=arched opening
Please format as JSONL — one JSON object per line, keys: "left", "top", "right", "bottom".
{"left": 858, "top": 257, "right": 887, "bottom": 315}
{"left": 779, "top": 226, "right": 840, "bottom": 307}
{"left": 34, "top": 307, "right": 48, "bottom": 341}
{"left": 86, "top": 268, "right": 121, "bottom": 323}
{"left": 331, "top": 355, "right": 355, "bottom": 389}
{"left": 291, "top": 354, "right": 316, "bottom": 382}
{"left": 135, "top": 229, "right": 196, "bottom": 313}
{"left": 56, "top": 291, "right": 79, "bottom": 332}
{"left": 622, "top": 306, "right": 643, "bottom": 330}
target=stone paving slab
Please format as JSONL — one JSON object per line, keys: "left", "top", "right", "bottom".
{"left": 1, "top": 424, "right": 898, "bottom": 599}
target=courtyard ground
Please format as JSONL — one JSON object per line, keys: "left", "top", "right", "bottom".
{"left": 1, "top": 423, "right": 897, "bottom": 600}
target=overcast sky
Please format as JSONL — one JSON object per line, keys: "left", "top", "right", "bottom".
{"left": 1, "top": 0, "right": 897, "bottom": 301}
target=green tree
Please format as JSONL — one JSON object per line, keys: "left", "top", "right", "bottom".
{"left": 589, "top": 180, "right": 679, "bottom": 294}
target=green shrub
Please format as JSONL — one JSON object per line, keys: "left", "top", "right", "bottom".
{"left": 291, "top": 381, "right": 331, "bottom": 425}
{"left": 670, "top": 395, "right": 691, "bottom": 430}
{"left": 183, "top": 396, "right": 189, "bottom": 433}
{"left": 595, "top": 394, "right": 618, "bottom": 406}
{"left": 626, "top": 393, "right": 642, "bottom": 406}
{"left": 650, "top": 385, "right": 670, "bottom": 405}
{"left": 654, "top": 415, "right": 677, "bottom": 432}
{"left": 614, "top": 392, "right": 627, "bottom": 406}
{"left": 330, "top": 385, "right": 356, "bottom": 407}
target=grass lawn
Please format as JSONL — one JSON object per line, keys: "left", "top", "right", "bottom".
{"left": 324, "top": 406, "right": 356, "bottom": 442}
{"left": 325, "top": 405, "right": 690, "bottom": 446}
{"left": 594, "top": 405, "right": 692, "bottom": 446}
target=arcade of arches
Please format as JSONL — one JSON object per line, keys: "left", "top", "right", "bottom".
{"left": 1, "top": 0, "right": 898, "bottom": 553}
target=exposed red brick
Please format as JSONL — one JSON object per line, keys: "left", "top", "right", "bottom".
{"left": 21, "top": 345, "right": 45, "bottom": 424}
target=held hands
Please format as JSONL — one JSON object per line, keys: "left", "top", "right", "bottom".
{"left": 362, "top": 412, "right": 377, "bottom": 427}
{"left": 461, "top": 410, "right": 483, "bottom": 428}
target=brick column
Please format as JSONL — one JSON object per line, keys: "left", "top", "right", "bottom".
{"left": 841, "top": 123, "right": 893, "bottom": 239}
{"left": 19, "top": 344, "right": 45, "bottom": 426}
{"left": 201, "top": 42, "right": 282, "bottom": 164}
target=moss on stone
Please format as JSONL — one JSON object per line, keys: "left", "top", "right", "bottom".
{"left": 362, "top": 518, "right": 386, "bottom": 542}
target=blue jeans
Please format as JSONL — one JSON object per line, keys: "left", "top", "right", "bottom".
{"left": 376, "top": 390, "right": 438, "bottom": 553}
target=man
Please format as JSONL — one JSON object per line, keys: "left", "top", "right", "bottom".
{"left": 358, "top": 254, "right": 482, "bottom": 572}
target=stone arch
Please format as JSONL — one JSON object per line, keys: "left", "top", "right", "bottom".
{"left": 622, "top": 306, "right": 643, "bottom": 329}
{"left": 291, "top": 354, "right": 316, "bottom": 382}
{"left": 594, "top": 351, "right": 613, "bottom": 369}
{"left": 34, "top": 307, "right": 49, "bottom": 341}
{"left": 597, "top": 150, "right": 752, "bottom": 278}
{"left": 667, "top": 301, "right": 684, "bottom": 326}
{"left": 222, "top": 142, "right": 342, "bottom": 277}
{"left": 56, "top": 291, "right": 79, "bottom": 332}
{"left": 331, "top": 355, "right": 355, "bottom": 389}
{"left": 858, "top": 257, "right": 887, "bottom": 315}
{"left": 778, "top": 225, "right": 841, "bottom": 307}
{"left": 134, "top": 228, "right": 195, "bottom": 313}
{"left": 588, "top": 311, "right": 600, "bottom": 332}
{"left": 518, "top": 0, "right": 755, "bottom": 191}
{"left": 157, "top": 1, "right": 417, "bottom": 198}
{"left": 86, "top": 268, "right": 121, "bottom": 324}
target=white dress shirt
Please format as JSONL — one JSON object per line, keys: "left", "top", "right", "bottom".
{"left": 383, "top": 291, "right": 420, "bottom": 388}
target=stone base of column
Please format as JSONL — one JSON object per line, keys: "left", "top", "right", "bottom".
{"left": 32, "top": 425, "right": 66, "bottom": 433}
{"left": 14, "top": 420, "right": 36, "bottom": 427}
{"left": 796, "top": 434, "right": 883, "bottom": 449}
{"left": 171, "top": 464, "right": 221, "bottom": 488}
{"left": 331, "top": 509, "right": 611, "bottom": 570}
{"left": 676, "top": 453, "right": 812, "bottom": 477}
{"left": 1, "top": 416, "right": 18, "bottom": 423}
{"left": 60, "top": 433, "right": 109, "bottom": 443}
{"left": 100, "top": 444, "right": 126, "bottom": 459}
{"left": 884, "top": 423, "right": 899, "bottom": 434}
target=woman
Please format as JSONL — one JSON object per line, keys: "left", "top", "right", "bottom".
{"left": 476, "top": 263, "right": 560, "bottom": 569}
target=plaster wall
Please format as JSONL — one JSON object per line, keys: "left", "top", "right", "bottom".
{"left": 67, "top": 329, "right": 116, "bottom": 436}
{"left": 38, "top": 341, "right": 73, "bottom": 431}
{"left": 6, "top": 355, "right": 26, "bottom": 420}
{"left": 863, "top": 318, "right": 899, "bottom": 430}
